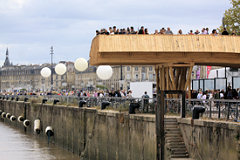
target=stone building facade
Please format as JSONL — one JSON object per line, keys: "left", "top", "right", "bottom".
{"left": 74, "top": 65, "right": 156, "bottom": 91}
{"left": 2, "top": 49, "right": 220, "bottom": 92}
{"left": 0, "top": 49, "right": 75, "bottom": 92}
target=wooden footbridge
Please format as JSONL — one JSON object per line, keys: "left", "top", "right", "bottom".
{"left": 90, "top": 35, "right": 240, "bottom": 93}
{"left": 89, "top": 34, "right": 240, "bottom": 160}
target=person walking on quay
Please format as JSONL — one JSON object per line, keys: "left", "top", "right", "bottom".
{"left": 142, "top": 91, "right": 150, "bottom": 112}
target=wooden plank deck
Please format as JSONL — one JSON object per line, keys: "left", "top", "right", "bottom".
{"left": 89, "top": 35, "right": 240, "bottom": 67}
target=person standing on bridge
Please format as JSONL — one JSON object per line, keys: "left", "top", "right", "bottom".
{"left": 138, "top": 26, "right": 145, "bottom": 34}
{"left": 222, "top": 28, "right": 229, "bottom": 35}
{"left": 165, "top": 27, "right": 173, "bottom": 35}
{"left": 211, "top": 29, "right": 218, "bottom": 36}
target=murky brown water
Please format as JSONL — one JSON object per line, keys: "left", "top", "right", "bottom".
{"left": 0, "top": 122, "right": 80, "bottom": 160}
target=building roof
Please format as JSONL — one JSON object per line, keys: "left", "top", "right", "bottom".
{"left": 3, "top": 48, "right": 12, "bottom": 67}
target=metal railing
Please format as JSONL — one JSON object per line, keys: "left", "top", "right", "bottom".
{"left": 0, "top": 95, "right": 156, "bottom": 113}
{"left": 1, "top": 94, "right": 240, "bottom": 120}
{"left": 165, "top": 98, "right": 240, "bottom": 120}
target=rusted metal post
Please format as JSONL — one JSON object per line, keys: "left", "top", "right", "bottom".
{"left": 181, "top": 91, "right": 186, "bottom": 118}
{"left": 155, "top": 66, "right": 161, "bottom": 160}
{"left": 156, "top": 92, "right": 161, "bottom": 160}
{"left": 156, "top": 90, "right": 165, "bottom": 160}
{"left": 160, "top": 90, "right": 165, "bottom": 160}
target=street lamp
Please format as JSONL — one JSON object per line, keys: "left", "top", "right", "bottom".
{"left": 120, "top": 65, "right": 123, "bottom": 90}
{"left": 222, "top": 16, "right": 226, "bottom": 28}
{"left": 50, "top": 46, "right": 54, "bottom": 91}
{"left": 55, "top": 63, "right": 66, "bottom": 75}
{"left": 96, "top": 65, "right": 113, "bottom": 80}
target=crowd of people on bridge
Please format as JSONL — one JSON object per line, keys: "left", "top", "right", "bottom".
{"left": 96, "top": 26, "right": 239, "bottom": 36}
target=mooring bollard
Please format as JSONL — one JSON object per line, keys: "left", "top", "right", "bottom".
{"left": 42, "top": 99, "right": 47, "bottom": 104}
{"left": 6, "top": 113, "right": 12, "bottom": 119}
{"left": 129, "top": 103, "right": 140, "bottom": 114}
{"left": 18, "top": 116, "right": 24, "bottom": 122}
{"left": 34, "top": 119, "right": 41, "bottom": 134}
{"left": 23, "top": 119, "right": 30, "bottom": 127}
{"left": 79, "top": 100, "right": 86, "bottom": 107}
{"left": 10, "top": 115, "right": 16, "bottom": 122}
{"left": 53, "top": 99, "right": 59, "bottom": 105}
{"left": 1, "top": 112, "right": 6, "bottom": 118}
{"left": 101, "top": 101, "right": 110, "bottom": 110}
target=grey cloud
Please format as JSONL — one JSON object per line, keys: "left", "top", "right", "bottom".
{"left": 0, "top": 0, "right": 232, "bottom": 65}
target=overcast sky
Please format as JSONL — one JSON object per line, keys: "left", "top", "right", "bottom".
{"left": 0, "top": 0, "right": 231, "bottom": 66}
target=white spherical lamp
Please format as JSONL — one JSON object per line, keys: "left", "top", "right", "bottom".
{"left": 96, "top": 65, "right": 113, "bottom": 80}
{"left": 74, "top": 58, "right": 88, "bottom": 72}
{"left": 40, "top": 67, "right": 51, "bottom": 78}
{"left": 55, "top": 63, "right": 66, "bottom": 75}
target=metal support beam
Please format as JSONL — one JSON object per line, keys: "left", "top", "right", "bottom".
{"left": 160, "top": 90, "right": 165, "bottom": 160}
{"left": 156, "top": 90, "right": 165, "bottom": 160}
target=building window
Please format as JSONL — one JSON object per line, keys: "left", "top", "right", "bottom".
{"left": 127, "top": 66, "right": 130, "bottom": 71}
{"left": 142, "top": 73, "right": 146, "bottom": 80}
{"left": 142, "top": 67, "right": 145, "bottom": 72}
{"left": 149, "top": 66, "right": 153, "bottom": 71}
{"left": 149, "top": 74, "right": 153, "bottom": 80}
{"left": 135, "top": 67, "right": 138, "bottom": 71}
{"left": 127, "top": 74, "right": 130, "bottom": 80}
{"left": 135, "top": 74, "right": 138, "bottom": 79}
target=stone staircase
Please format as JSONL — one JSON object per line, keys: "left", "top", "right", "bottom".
{"left": 165, "top": 118, "right": 189, "bottom": 159}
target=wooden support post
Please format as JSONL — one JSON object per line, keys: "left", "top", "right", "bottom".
{"left": 166, "top": 67, "right": 169, "bottom": 90}
{"left": 180, "top": 68, "right": 187, "bottom": 90}
{"left": 169, "top": 67, "right": 177, "bottom": 98}
{"left": 166, "top": 67, "right": 170, "bottom": 98}
{"left": 175, "top": 68, "right": 181, "bottom": 90}
{"left": 160, "top": 67, "right": 165, "bottom": 90}
{"left": 155, "top": 65, "right": 160, "bottom": 93}
{"left": 185, "top": 66, "right": 193, "bottom": 99}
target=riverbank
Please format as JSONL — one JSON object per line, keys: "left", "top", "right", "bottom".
{"left": 1, "top": 99, "right": 240, "bottom": 160}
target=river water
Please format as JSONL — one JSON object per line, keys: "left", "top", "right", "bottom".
{"left": 0, "top": 122, "right": 80, "bottom": 160}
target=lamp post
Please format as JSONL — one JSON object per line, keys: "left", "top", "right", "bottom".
{"left": 50, "top": 46, "right": 54, "bottom": 91}
{"left": 120, "top": 65, "right": 123, "bottom": 90}
{"left": 222, "top": 16, "right": 225, "bottom": 28}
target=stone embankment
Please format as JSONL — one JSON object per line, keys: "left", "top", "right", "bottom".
{"left": 1, "top": 99, "right": 240, "bottom": 160}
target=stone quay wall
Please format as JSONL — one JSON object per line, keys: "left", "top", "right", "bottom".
{"left": 1, "top": 99, "right": 240, "bottom": 160}
{"left": 177, "top": 118, "right": 240, "bottom": 160}
{"left": 0, "top": 100, "right": 156, "bottom": 160}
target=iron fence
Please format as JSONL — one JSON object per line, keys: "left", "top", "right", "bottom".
{"left": 1, "top": 94, "right": 240, "bottom": 120}
{"left": 165, "top": 98, "right": 240, "bottom": 120}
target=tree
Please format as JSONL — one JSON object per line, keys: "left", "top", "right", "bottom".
{"left": 219, "top": 0, "right": 240, "bottom": 35}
